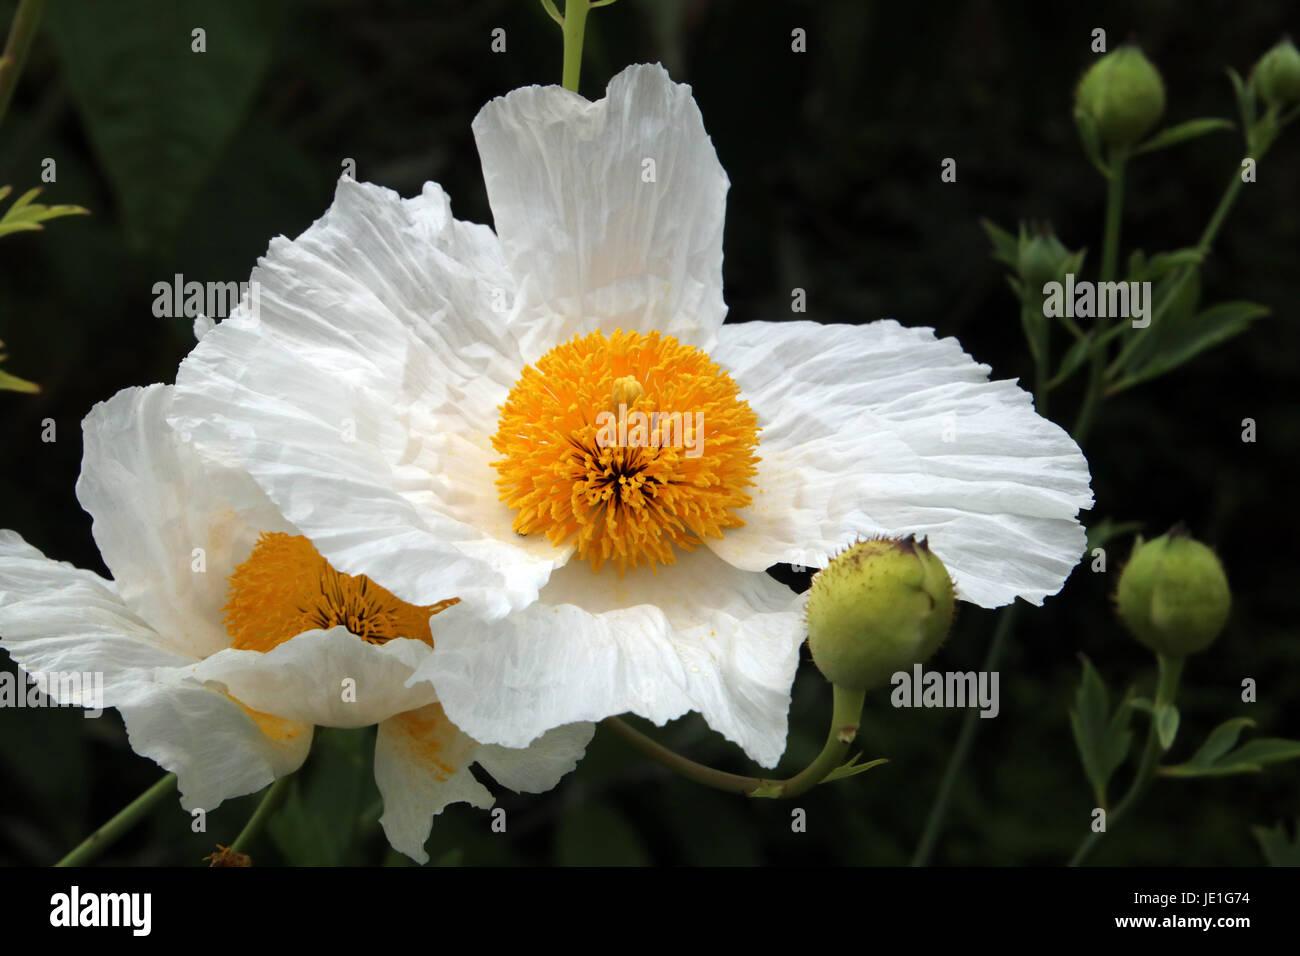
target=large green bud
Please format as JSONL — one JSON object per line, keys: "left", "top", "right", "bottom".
{"left": 1076, "top": 44, "right": 1166, "bottom": 148}
{"left": 806, "top": 536, "right": 955, "bottom": 692}
{"left": 1253, "top": 37, "right": 1300, "bottom": 109}
{"left": 1115, "top": 525, "right": 1231, "bottom": 657}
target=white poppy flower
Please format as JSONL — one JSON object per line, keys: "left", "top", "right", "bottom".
{"left": 169, "top": 63, "right": 1093, "bottom": 769}
{"left": 0, "top": 384, "right": 592, "bottom": 863}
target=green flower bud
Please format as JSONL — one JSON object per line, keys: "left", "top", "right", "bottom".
{"left": 1252, "top": 37, "right": 1300, "bottom": 109}
{"left": 806, "top": 536, "right": 955, "bottom": 691}
{"left": 1075, "top": 44, "right": 1166, "bottom": 148}
{"left": 1116, "top": 525, "right": 1231, "bottom": 657}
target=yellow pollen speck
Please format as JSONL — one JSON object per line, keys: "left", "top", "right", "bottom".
{"left": 223, "top": 532, "right": 458, "bottom": 653}
{"left": 491, "top": 329, "right": 760, "bottom": 573}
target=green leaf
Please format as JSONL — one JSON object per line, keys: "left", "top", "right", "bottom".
{"left": 0, "top": 186, "right": 88, "bottom": 238}
{"left": 1226, "top": 67, "right": 1254, "bottom": 138}
{"left": 0, "top": 338, "right": 40, "bottom": 393}
{"left": 1127, "top": 248, "right": 1205, "bottom": 283}
{"left": 268, "top": 727, "right": 375, "bottom": 865}
{"left": 555, "top": 802, "right": 649, "bottom": 866}
{"left": 46, "top": 0, "right": 281, "bottom": 250}
{"left": 1133, "top": 118, "right": 1234, "bottom": 155}
{"left": 1252, "top": 820, "right": 1300, "bottom": 866}
{"left": 1156, "top": 704, "right": 1180, "bottom": 751}
{"left": 1113, "top": 300, "right": 1269, "bottom": 392}
{"left": 1069, "top": 656, "right": 1134, "bottom": 808}
{"left": 980, "top": 218, "right": 1018, "bottom": 267}
{"left": 821, "top": 752, "right": 889, "bottom": 783}
{"left": 1156, "top": 719, "right": 1300, "bottom": 777}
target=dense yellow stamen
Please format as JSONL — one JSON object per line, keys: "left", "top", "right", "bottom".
{"left": 492, "top": 329, "right": 760, "bottom": 573}
{"left": 223, "top": 532, "right": 458, "bottom": 653}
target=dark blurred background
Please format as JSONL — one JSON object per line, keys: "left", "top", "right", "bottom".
{"left": 0, "top": 0, "right": 1296, "bottom": 866}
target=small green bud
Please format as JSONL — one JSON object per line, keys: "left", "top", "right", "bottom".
{"left": 806, "top": 536, "right": 955, "bottom": 692}
{"left": 1075, "top": 44, "right": 1166, "bottom": 148}
{"left": 1116, "top": 525, "right": 1231, "bottom": 657}
{"left": 1252, "top": 37, "right": 1300, "bottom": 109}
{"left": 1019, "top": 226, "right": 1071, "bottom": 291}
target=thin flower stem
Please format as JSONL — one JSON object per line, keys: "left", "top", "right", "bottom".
{"left": 602, "top": 685, "right": 867, "bottom": 798}
{"left": 230, "top": 775, "right": 293, "bottom": 856}
{"left": 1073, "top": 147, "right": 1128, "bottom": 444}
{"left": 0, "top": 0, "right": 46, "bottom": 130}
{"left": 1069, "top": 653, "right": 1183, "bottom": 866}
{"left": 910, "top": 603, "right": 1019, "bottom": 866}
{"left": 55, "top": 773, "right": 177, "bottom": 867}
{"left": 561, "top": 0, "right": 591, "bottom": 93}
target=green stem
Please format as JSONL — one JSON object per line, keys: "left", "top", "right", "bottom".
{"left": 910, "top": 603, "right": 1019, "bottom": 865}
{"left": 602, "top": 685, "right": 867, "bottom": 799}
{"left": 0, "top": 0, "right": 46, "bottom": 130}
{"left": 561, "top": 0, "right": 591, "bottom": 93}
{"left": 1069, "top": 653, "right": 1183, "bottom": 866}
{"left": 230, "top": 775, "right": 292, "bottom": 856}
{"left": 1073, "top": 148, "right": 1127, "bottom": 444}
{"left": 55, "top": 773, "right": 177, "bottom": 867}
{"left": 1106, "top": 160, "right": 1251, "bottom": 386}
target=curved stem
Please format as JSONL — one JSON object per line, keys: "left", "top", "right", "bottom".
{"left": 229, "top": 775, "right": 293, "bottom": 856}
{"left": 1069, "top": 653, "right": 1183, "bottom": 866}
{"left": 0, "top": 0, "right": 46, "bottom": 129}
{"left": 602, "top": 685, "right": 867, "bottom": 799}
{"left": 55, "top": 773, "right": 177, "bottom": 867}
{"left": 910, "top": 603, "right": 1019, "bottom": 865}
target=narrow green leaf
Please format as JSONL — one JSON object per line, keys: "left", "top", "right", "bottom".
{"left": 1133, "top": 118, "right": 1234, "bottom": 155}
{"left": 1114, "top": 300, "right": 1269, "bottom": 391}
{"left": 980, "top": 217, "right": 1018, "bottom": 266}
{"left": 1252, "top": 820, "right": 1300, "bottom": 866}
{"left": 1156, "top": 704, "right": 1180, "bottom": 751}
{"left": 821, "top": 753, "right": 889, "bottom": 782}
{"left": 1226, "top": 67, "right": 1254, "bottom": 138}
{"left": 1070, "top": 656, "right": 1133, "bottom": 807}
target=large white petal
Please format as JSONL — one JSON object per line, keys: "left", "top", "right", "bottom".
{"left": 414, "top": 548, "right": 804, "bottom": 768}
{"left": 708, "top": 319, "right": 1094, "bottom": 607}
{"left": 473, "top": 63, "right": 729, "bottom": 354}
{"left": 113, "top": 673, "right": 312, "bottom": 811}
{"left": 190, "top": 628, "right": 438, "bottom": 728}
{"left": 77, "top": 384, "right": 293, "bottom": 661}
{"left": 375, "top": 703, "right": 493, "bottom": 864}
{"left": 0, "top": 530, "right": 192, "bottom": 694}
{"left": 170, "top": 179, "right": 567, "bottom": 618}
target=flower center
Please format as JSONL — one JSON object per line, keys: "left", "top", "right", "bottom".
{"left": 492, "top": 329, "right": 760, "bottom": 573}
{"left": 223, "top": 532, "right": 459, "bottom": 653}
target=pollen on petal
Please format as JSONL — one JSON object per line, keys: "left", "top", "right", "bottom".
{"left": 491, "top": 329, "right": 760, "bottom": 573}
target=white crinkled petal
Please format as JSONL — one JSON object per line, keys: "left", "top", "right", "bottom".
{"left": 0, "top": 530, "right": 193, "bottom": 696}
{"left": 473, "top": 62, "right": 730, "bottom": 355}
{"left": 113, "top": 674, "right": 312, "bottom": 812}
{"left": 708, "top": 319, "right": 1094, "bottom": 607}
{"left": 475, "top": 721, "right": 596, "bottom": 793}
{"left": 413, "top": 548, "right": 805, "bottom": 768}
{"left": 190, "top": 628, "right": 437, "bottom": 728}
{"left": 170, "top": 178, "right": 568, "bottom": 618}
{"left": 376, "top": 704, "right": 494, "bottom": 864}
{"left": 77, "top": 384, "right": 294, "bottom": 661}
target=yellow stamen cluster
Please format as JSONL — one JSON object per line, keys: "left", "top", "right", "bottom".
{"left": 223, "top": 532, "right": 458, "bottom": 653}
{"left": 492, "top": 329, "right": 760, "bottom": 573}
